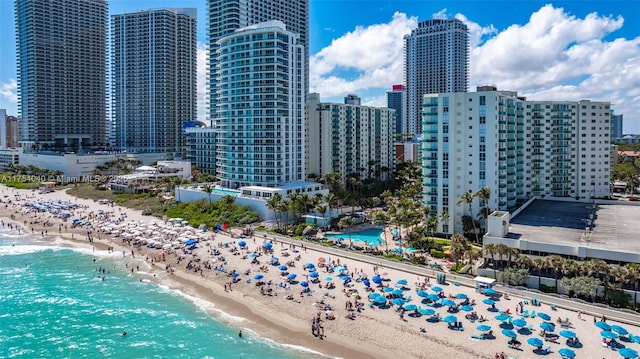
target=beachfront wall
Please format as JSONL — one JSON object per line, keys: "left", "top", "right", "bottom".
{"left": 175, "top": 187, "right": 273, "bottom": 220}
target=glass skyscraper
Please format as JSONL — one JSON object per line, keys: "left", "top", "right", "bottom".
{"left": 207, "top": 0, "right": 309, "bottom": 121}
{"left": 15, "top": 0, "right": 107, "bottom": 150}
{"left": 405, "top": 19, "right": 469, "bottom": 136}
{"left": 214, "top": 21, "right": 305, "bottom": 189}
{"left": 111, "top": 8, "right": 197, "bottom": 156}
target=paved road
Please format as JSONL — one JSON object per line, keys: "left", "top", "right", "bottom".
{"left": 260, "top": 231, "right": 640, "bottom": 327}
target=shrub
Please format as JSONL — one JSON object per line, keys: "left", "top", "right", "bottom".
{"left": 539, "top": 284, "right": 556, "bottom": 293}
{"left": 430, "top": 249, "right": 445, "bottom": 258}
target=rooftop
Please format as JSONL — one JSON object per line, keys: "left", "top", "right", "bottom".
{"left": 508, "top": 199, "right": 640, "bottom": 254}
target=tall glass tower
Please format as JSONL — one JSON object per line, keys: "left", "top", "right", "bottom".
{"left": 405, "top": 19, "right": 469, "bottom": 136}
{"left": 111, "top": 8, "right": 197, "bottom": 156}
{"left": 15, "top": 0, "right": 108, "bottom": 150}
{"left": 215, "top": 21, "right": 305, "bottom": 188}
{"left": 207, "top": 0, "right": 309, "bottom": 121}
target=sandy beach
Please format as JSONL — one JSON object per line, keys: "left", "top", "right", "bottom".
{"left": 1, "top": 184, "right": 639, "bottom": 359}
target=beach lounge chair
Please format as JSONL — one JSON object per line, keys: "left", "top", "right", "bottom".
{"left": 530, "top": 310, "right": 536, "bottom": 318}
{"left": 522, "top": 309, "right": 529, "bottom": 318}
{"left": 550, "top": 304, "right": 557, "bottom": 311}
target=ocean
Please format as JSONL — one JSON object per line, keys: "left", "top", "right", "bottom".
{"left": 0, "top": 231, "right": 323, "bottom": 358}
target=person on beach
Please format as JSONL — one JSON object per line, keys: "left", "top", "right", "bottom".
{"left": 238, "top": 330, "right": 242, "bottom": 338}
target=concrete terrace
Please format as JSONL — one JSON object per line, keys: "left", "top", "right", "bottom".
{"left": 508, "top": 199, "right": 640, "bottom": 254}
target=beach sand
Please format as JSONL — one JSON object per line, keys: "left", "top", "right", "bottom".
{"left": 1, "top": 185, "right": 637, "bottom": 359}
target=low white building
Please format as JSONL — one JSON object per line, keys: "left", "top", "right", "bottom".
{"left": 108, "top": 161, "right": 191, "bottom": 193}
{"left": 176, "top": 181, "right": 328, "bottom": 221}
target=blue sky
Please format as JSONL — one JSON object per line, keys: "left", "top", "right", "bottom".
{"left": 1, "top": 0, "right": 639, "bottom": 132}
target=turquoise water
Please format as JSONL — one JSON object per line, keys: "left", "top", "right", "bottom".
{"left": 324, "top": 228, "right": 385, "bottom": 246}
{"left": 213, "top": 189, "right": 240, "bottom": 195}
{"left": 0, "top": 233, "right": 320, "bottom": 358}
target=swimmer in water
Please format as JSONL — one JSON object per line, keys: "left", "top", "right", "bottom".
{"left": 238, "top": 330, "right": 242, "bottom": 338}
{"left": 122, "top": 331, "right": 127, "bottom": 337}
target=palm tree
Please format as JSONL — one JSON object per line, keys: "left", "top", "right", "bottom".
{"left": 314, "top": 203, "right": 328, "bottom": 229}
{"left": 624, "top": 263, "right": 640, "bottom": 308}
{"left": 202, "top": 183, "right": 213, "bottom": 205}
{"left": 338, "top": 216, "right": 355, "bottom": 248}
{"left": 266, "top": 193, "right": 283, "bottom": 229}
{"left": 371, "top": 210, "right": 390, "bottom": 253}
{"left": 484, "top": 243, "right": 497, "bottom": 278}
{"left": 544, "top": 255, "right": 565, "bottom": 293}
{"left": 474, "top": 186, "right": 492, "bottom": 235}
{"left": 457, "top": 191, "right": 478, "bottom": 242}
{"left": 533, "top": 258, "right": 544, "bottom": 289}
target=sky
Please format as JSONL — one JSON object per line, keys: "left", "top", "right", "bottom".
{"left": 0, "top": 0, "right": 638, "bottom": 132}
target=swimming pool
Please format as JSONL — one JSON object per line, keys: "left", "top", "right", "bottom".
{"left": 213, "top": 188, "right": 240, "bottom": 195}
{"left": 325, "top": 228, "right": 385, "bottom": 246}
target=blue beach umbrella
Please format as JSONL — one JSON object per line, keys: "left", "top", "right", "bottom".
{"left": 404, "top": 304, "right": 417, "bottom": 311}
{"left": 444, "top": 315, "right": 458, "bottom": 324}
{"left": 278, "top": 265, "right": 288, "bottom": 271}
{"left": 540, "top": 322, "right": 555, "bottom": 332}
{"left": 483, "top": 288, "right": 496, "bottom": 295}
{"left": 271, "top": 257, "right": 279, "bottom": 262}
{"left": 300, "top": 281, "right": 309, "bottom": 287}
{"left": 495, "top": 313, "right": 511, "bottom": 322}
{"left": 431, "top": 286, "right": 443, "bottom": 293}
{"left": 612, "top": 325, "right": 629, "bottom": 336}
{"left": 324, "top": 276, "right": 333, "bottom": 281}
{"left": 527, "top": 337, "right": 543, "bottom": 347}
{"left": 482, "top": 298, "right": 496, "bottom": 305}
{"left": 512, "top": 318, "right": 527, "bottom": 327}
{"left": 392, "top": 298, "right": 405, "bottom": 306}
{"left": 455, "top": 293, "right": 468, "bottom": 299}
{"left": 382, "top": 287, "right": 394, "bottom": 293}
{"left": 441, "top": 299, "right": 456, "bottom": 307}
{"left": 333, "top": 265, "right": 347, "bottom": 272}
{"left": 231, "top": 272, "right": 240, "bottom": 278}
{"left": 420, "top": 308, "right": 436, "bottom": 316}
{"left": 248, "top": 253, "right": 258, "bottom": 258}
{"left": 427, "top": 294, "right": 440, "bottom": 301}
{"left": 309, "top": 271, "right": 319, "bottom": 278}
{"left": 372, "top": 275, "right": 382, "bottom": 284}
{"left": 417, "top": 290, "right": 430, "bottom": 298}
{"left": 286, "top": 273, "right": 297, "bottom": 280}
{"left": 253, "top": 274, "right": 264, "bottom": 280}
{"left": 238, "top": 241, "right": 246, "bottom": 247}
{"left": 396, "top": 279, "right": 408, "bottom": 285}
{"left": 620, "top": 348, "right": 639, "bottom": 359}
{"left": 461, "top": 305, "right": 474, "bottom": 312}
{"left": 631, "top": 335, "right": 640, "bottom": 343}
{"left": 537, "top": 312, "right": 551, "bottom": 321}
{"left": 559, "top": 329, "right": 576, "bottom": 339}
{"left": 477, "top": 324, "right": 492, "bottom": 332}
{"left": 601, "top": 330, "right": 619, "bottom": 339}
{"left": 558, "top": 348, "right": 576, "bottom": 359}
{"left": 263, "top": 242, "right": 272, "bottom": 249}
{"left": 305, "top": 263, "right": 315, "bottom": 269}
{"left": 374, "top": 296, "right": 387, "bottom": 304}
{"left": 392, "top": 289, "right": 404, "bottom": 296}
{"left": 363, "top": 279, "right": 371, "bottom": 287}
{"left": 501, "top": 329, "right": 517, "bottom": 338}
{"left": 595, "top": 321, "right": 611, "bottom": 331}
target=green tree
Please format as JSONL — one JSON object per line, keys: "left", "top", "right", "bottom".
{"left": 458, "top": 191, "right": 478, "bottom": 242}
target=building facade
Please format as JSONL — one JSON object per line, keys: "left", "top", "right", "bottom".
{"left": 186, "top": 126, "right": 216, "bottom": 175}
{"left": 422, "top": 88, "right": 611, "bottom": 234}
{"left": 611, "top": 114, "right": 623, "bottom": 141}
{"left": 306, "top": 93, "right": 395, "bottom": 182}
{"left": 387, "top": 84, "right": 407, "bottom": 138}
{"left": 215, "top": 21, "right": 305, "bottom": 189}
{"left": 207, "top": 0, "right": 309, "bottom": 121}
{"left": 111, "top": 8, "right": 197, "bottom": 156}
{"left": 405, "top": 19, "right": 469, "bottom": 137}
{"left": 15, "top": 0, "right": 108, "bottom": 150}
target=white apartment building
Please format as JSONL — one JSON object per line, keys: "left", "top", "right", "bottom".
{"left": 422, "top": 87, "right": 611, "bottom": 234}
{"left": 306, "top": 93, "right": 396, "bottom": 183}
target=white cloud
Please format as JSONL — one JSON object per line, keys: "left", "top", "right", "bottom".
{"left": 0, "top": 79, "right": 18, "bottom": 103}
{"left": 196, "top": 42, "right": 209, "bottom": 124}
{"left": 310, "top": 5, "right": 640, "bottom": 131}
{"left": 309, "top": 12, "right": 417, "bottom": 98}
